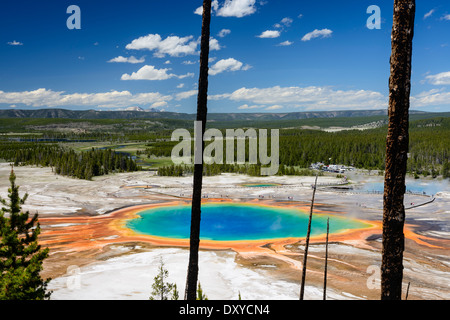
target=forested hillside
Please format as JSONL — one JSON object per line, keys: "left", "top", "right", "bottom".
{"left": 156, "top": 117, "right": 449, "bottom": 177}
{"left": 0, "top": 108, "right": 443, "bottom": 122}
{"left": 0, "top": 142, "right": 140, "bottom": 180}
{"left": 0, "top": 115, "right": 448, "bottom": 179}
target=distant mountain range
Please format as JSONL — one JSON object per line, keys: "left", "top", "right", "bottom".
{"left": 0, "top": 108, "right": 436, "bottom": 122}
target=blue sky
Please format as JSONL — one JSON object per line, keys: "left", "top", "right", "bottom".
{"left": 0, "top": 0, "right": 449, "bottom": 113}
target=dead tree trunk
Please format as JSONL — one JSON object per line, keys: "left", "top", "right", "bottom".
{"left": 299, "top": 174, "right": 318, "bottom": 300}
{"left": 185, "top": 0, "right": 211, "bottom": 301}
{"left": 405, "top": 282, "right": 411, "bottom": 300}
{"left": 323, "top": 217, "right": 329, "bottom": 300}
{"left": 382, "top": 0, "right": 415, "bottom": 300}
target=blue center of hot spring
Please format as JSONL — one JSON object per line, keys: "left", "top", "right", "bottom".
{"left": 126, "top": 203, "right": 370, "bottom": 241}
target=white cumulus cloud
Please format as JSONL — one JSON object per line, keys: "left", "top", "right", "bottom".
{"left": 121, "top": 65, "right": 194, "bottom": 81}
{"left": 209, "top": 85, "right": 388, "bottom": 110}
{"left": 108, "top": 56, "right": 145, "bottom": 64}
{"left": 194, "top": 0, "right": 219, "bottom": 15}
{"left": 0, "top": 88, "right": 172, "bottom": 109}
{"left": 209, "top": 58, "right": 251, "bottom": 76}
{"left": 218, "top": 29, "right": 231, "bottom": 38}
{"left": 195, "top": 0, "right": 257, "bottom": 18}
{"left": 217, "top": 0, "right": 256, "bottom": 17}
{"left": 238, "top": 104, "right": 263, "bottom": 110}
{"left": 175, "top": 90, "right": 198, "bottom": 101}
{"left": 125, "top": 33, "right": 220, "bottom": 58}
{"left": 425, "top": 71, "right": 450, "bottom": 85}
{"left": 301, "top": 29, "right": 333, "bottom": 41}
{"left": 411, "top": 89, "right": 450, "bottom": 108}
{"left": 125, "top": 34, "right": 198, "bottom": 58}
{"left": 280, "top": 17, "right": 293, "bottom": 27}
{"left": 278, "top": 40, "right": 293, "bottom": 46}
{"left": 424, "top": 9, "right": 435, "bottom": 19}
{"left": 265, "top": 105, "right": 283, "bottom": 110}
{"left": 257, "top": 30, "right": 280, "bottom": 38}
{"left": 209, "top": 37, "right": 221, "bottom": 51}
{"left": 7, "top": 40, "right": 23, "bottom": 46}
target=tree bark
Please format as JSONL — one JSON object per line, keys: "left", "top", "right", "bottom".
{"left": 382, "top": 0, "right": 415, "bottom": 300}
{"left": 185, "top": 0, "right": 211, "bottom": 301}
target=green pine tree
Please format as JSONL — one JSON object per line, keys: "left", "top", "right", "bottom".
{"left": 442, "top": 161, "right": 449, "bottom": 179}
{"left": 171, "top": 283, "right": 179, "bottom": 300}
{"left": 149, "top": 257, "right": 176, "bottom": 300}
{"left": 196, "top": 282, "right": 208, "bottom": 300}
{"left": 0, "top": 167, "right": 51, "bottom": 300}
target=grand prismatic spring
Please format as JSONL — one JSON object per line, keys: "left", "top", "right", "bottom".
{"left": 126, "top": 203, "right": 372, "bottom": 241}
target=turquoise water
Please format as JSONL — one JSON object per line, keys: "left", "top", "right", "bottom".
{"left": 126, "top": 203, "right": 371, "bottom": 241}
